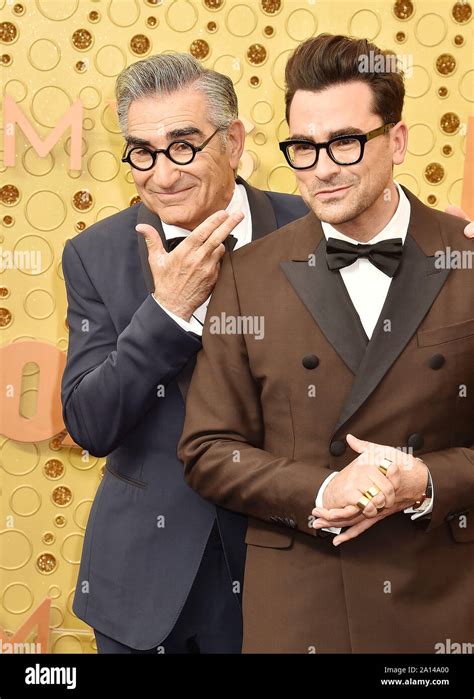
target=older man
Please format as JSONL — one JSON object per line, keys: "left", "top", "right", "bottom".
{"left": 179, "top": 34, "right": 474, "bottom": 653}
{"left": 61, "top": 53, "right": 308, "bottom": 653}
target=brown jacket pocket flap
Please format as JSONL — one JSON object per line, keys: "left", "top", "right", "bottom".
{"left": 449, "top": 513, "right": 474, "bottom": 542}
{"left": 418, "top": 318, "right": 474, "bottom": 347}
{"left": 245, "top": 518, "right": 293, "bottom": 549}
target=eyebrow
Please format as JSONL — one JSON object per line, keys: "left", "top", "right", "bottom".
{"left": 288, "top": 127, "right": 365, "bottom": 142}
{"left": 125, "top": 126, "right": 205, "bottom": 148}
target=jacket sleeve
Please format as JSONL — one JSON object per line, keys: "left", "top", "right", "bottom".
{"left": 421, "top": 447, "right": 474, "bottom": 531}
{"left": 178, "top": 253, "right": 332, "bottom": 538}
{"left": 61, "top": 239, "right": 201, "bottom": 457}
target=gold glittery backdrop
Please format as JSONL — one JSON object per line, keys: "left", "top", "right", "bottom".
{"left": 0, "top": 0, "right": 472, "bottom": 654}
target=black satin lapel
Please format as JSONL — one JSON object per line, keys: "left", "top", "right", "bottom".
{"left": 280, "top": 238, "right": 368, "bottom": 375}
{"left": 136, "top": 203, "right": 167, "bottom": 294}
{"left": 333, "top": 235, "right": 451, "bottom": 434}
{"left": 236, "top": 176, "right": 277, "bottom": 241}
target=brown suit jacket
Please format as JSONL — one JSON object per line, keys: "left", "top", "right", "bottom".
{"left": 178, "top": 187, "right": 474, "bottom": 653}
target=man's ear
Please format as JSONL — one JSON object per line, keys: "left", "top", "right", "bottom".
{"left": 227, "top": 120, "right": 246, "bottom": 170}
{"left": 392, "top": 121, "right": 408, "bottom": 166}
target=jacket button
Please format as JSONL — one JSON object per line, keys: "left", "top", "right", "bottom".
{"left": 302, "top": 354, "right": 319, "bottom": 369}
{"left": 446, "top": 513, "right": 455, "bottom": 522}
{"left": 288, "top": 518, "right": 296, "bottom": 528}
{"left": 429, "top": 353, "right": 445, "bottom": 370}
{"left": 407, "top": 433, "right": 424, "bottom": 451}
{"left": 330, "top": 439, "right": 346, "bottom": 456}
{"left": 316, "top": 529, "right": 333, "bottom": 539}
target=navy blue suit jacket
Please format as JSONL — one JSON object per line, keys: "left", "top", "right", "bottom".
{"left": 61, "top": 177, "right": 308, "bottom": 649}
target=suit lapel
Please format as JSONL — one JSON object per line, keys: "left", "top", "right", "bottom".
{"left": 236, "top": 176, "right": 278, "bottom": 241}
{"left": 332, "top": 189, "right": 451, "bottom": 434}
{"left": 280, "top": 214, "right": 369, "bottom": 375}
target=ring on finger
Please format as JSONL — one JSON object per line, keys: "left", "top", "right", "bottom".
{"left": 356, "top": 495, "right": 371, "bottom": 511}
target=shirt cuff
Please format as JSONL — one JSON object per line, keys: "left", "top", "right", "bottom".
{"left": 315, "top": 472, "right": 341, "bottom": 534}
{"left": 404, "top": 470, "right": 434, "bottom": 520}
{"left": 152, "top": 294, "right": 203, "bottom": 336}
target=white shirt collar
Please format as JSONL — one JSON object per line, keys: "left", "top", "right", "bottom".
{"left": 321, "top": 182, "right": 411, "bottom": 245}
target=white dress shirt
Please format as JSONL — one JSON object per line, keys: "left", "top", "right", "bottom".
{"left": 153, "top": 183, "right": 252, "bottom": 335}
{"left": 315, "top": 182, "right": 433, "bottom": 531}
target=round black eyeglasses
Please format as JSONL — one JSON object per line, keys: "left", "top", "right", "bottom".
{"left": 122, "top": 127, "right": 221, "bottom": 171}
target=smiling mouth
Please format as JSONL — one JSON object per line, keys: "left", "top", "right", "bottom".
{"left": 151, "top": 186, "right": 193, "bottom": 197}
{"left": 315, "top": 185, "right": 352, "bottom": 196}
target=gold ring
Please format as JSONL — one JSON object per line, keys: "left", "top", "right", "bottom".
{"left": 378, "top": 457, "right": 392, "bottom": 476}
{"left": 364, "top": 486, "right": 380, "bottom": 499}
{"left": 357, "top": 495, "right": 371, "bottom": 511}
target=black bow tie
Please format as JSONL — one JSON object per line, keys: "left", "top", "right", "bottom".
{"left": 165, "top": 234, "right": 238, "bottom": 253}
{"left": 326, "top": 237, "right": 403, "bottom": 277}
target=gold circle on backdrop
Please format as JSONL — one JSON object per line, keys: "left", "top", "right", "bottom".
{"left": 447, "top": 177, "right": 463, "bottom": 205}
{"left": 212, "top": 54, "right": 243, "bottom": 84}
{"left": 78, "top": 85, "right": 101, "bottom": 109}
{"left": 286, "top": 8, "right": 318, "bottom": 41}
{"left": 271, "top": 49, "right": 294, "bottom": 90}
{"left": 28, "top": 38, "right": 61, "bottom": 70}
{"left": 23, "top": 288, "right": 56, "bottom": 320}
{"left": 94, "top": 44, "right": 126, "bottom": 77}
{"left": 0, "top": 530, "right": 33, "bottom": 570}
{"left": 83, "top": 117, "right": 95, "bottom": 130}
{"left": 395, "top": 172, "right": 420, "bottom": 195}
{"left": 4, "top": 78, "right": 27, "bottom": 102}
{"left": 225, "top": 4, "right": 258, "bottom": 37}
{"left": 9, "top": 485, "right": 42, "bottom": 517}
{"left": 73, "top": 500, "right": 93, "bottom": 530}
{"left": 69, "top": 447, "right": 98, "bottom": 471}
{"left": 87, "top": 150, "right": 120, "bottom": 181}
{"left": 407, "top": 123, "right": 436, "bottom": 156}
{"left": 13, "top": 234, "right": 54, "bottom": 275}
{"left": 404, "top": 65, "right": 432, "bottom": 98}
{"left": 107, "top": 0, "right": 140, "bottom": 27}
{"left": 22, "top": 147, "right": 55, "bottom": 177}
{"left": 101, "top": 104, "right": 121, "bottom": 133}
{"left": 251, "top": 101, "right": 274, "bottom": 124}
{"left": 1, "top": 582, "right": 34, "bottom": 614}
{"left": 459, "top": 70, "right": 474, "bottom": 102}
{"left": 348, "top": 9, "right": 381, "bottom": 40}
{"left": 48, "top": 585, "right": 62, "bottom": 599}
{"left": 0, "top": 440, "right": 39, "bottom": 475}
{"left": 95, "top": 206, "right": 121, "bottom": 221}
{"left": 50, "top": 605, "right": 64, "bottom": 628}
{"left": 57, "top": 338, "right": 68, "bottom": 351}
{"left": 31, "top": 86, "right": 72, "bottom": 128}
{"left": 166, "top": 0, "right": 199, "bottom": 32}
{"left": 267, "top": 165, "right": 298, "bottom": 194}
{"left": 253, "top": 131, "right": 267, "bottom": 145}
{"left": 36, "top": 552, "right": 57, "bottom": 574}
{"left": 52, "top": 634, "right": 83, "bottom": 654}
{"left": 414, "top": 13, "right": 447, "bottom": 47}
{"left": 64, "top": 135, "right": 88, "bottom": 157}
{"left": 60, "top": 532, "right": 84, "bottom": 564}
{"left": 36, "top": 0, "right": 79, "bottom": 21}
{"left": 51, "top": 485, "right": 73, "bottom": 507}
{"left": 25, "top": 191, "right": 66, "bottom": 231}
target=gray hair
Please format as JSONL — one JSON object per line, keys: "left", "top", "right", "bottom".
{"left": 115, "top": 52, "right": 238, "bottom": 144}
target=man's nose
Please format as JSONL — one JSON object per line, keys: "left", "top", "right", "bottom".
{"left": 149, "top": 153, "right": 181, "bottom": 189}
{"left": 313, "top": 147, "right": 342, "bottom": 180}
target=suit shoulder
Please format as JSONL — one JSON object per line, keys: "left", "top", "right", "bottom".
{"left": 231, "top": 211, "right": 313, "bottom": 265}
{"left": 434, "top": 209, "right": 471, "bottom": 250}
{"left": 67, "top": 204, "right": 140, "bottom": 253}
{"left": 265, "top": 190, "right": 309, "bottom": 221}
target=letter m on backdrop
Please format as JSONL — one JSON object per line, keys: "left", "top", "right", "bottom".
{"left": 0, "top": 598, "right": 51, "bottom": 653}
{"left": 3, "top": 95, "right": 83, "bottom": 170}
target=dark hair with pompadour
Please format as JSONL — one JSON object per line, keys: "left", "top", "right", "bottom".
{"left": 284, "top": 33, "right": 405, "bottom": 125}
